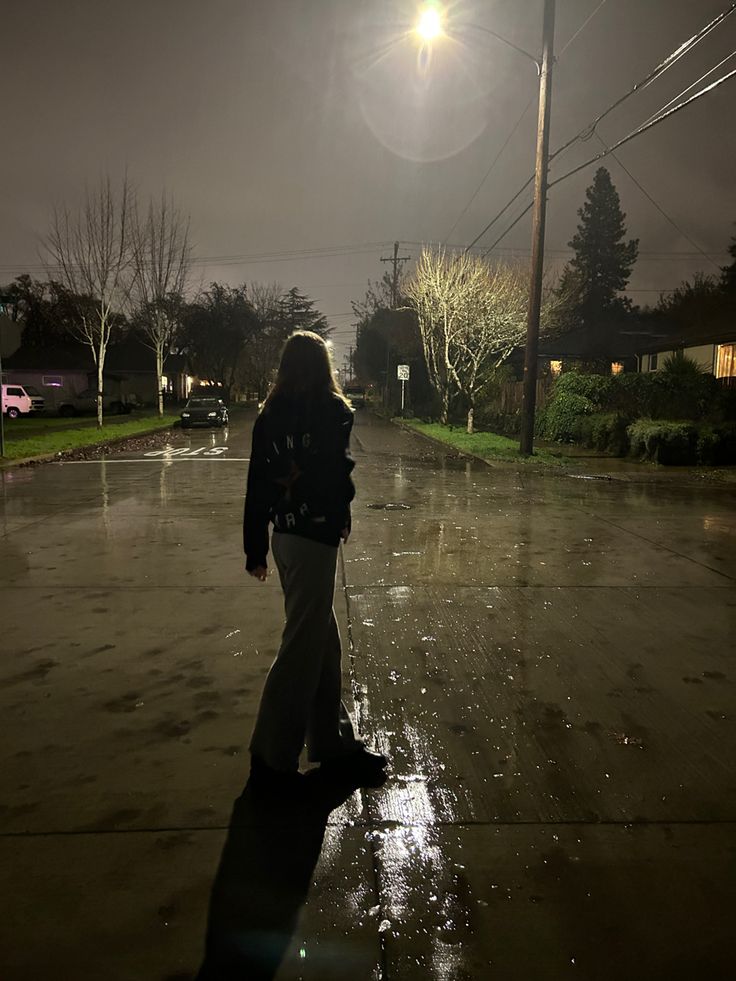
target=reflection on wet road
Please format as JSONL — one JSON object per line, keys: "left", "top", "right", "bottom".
{"left": 0, "top": 409, "right": 734, "bottom": 979}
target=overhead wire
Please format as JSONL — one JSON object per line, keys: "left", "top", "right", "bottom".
{"left": 443, "top": 0, "right": 609, "bottom": 247}
{"left": 479, "top": 63, "right": 736, "bottom": 256}
{"left": 557, "top": 0, "right": 608, "bottom": 57}
{"left": 637, "top": 47, "right": 736, "bottom": 128}
{"left": 548, "top": 64, "right": 736, "bottom": 191}
{"left": 442, "top": 95, "right": 535, "bottom": 245}
{"left": 591, "top": 133, "right": 722, "bottom": 272}
{"left": 465, "top": 1, "right": 736, "bottom": 251}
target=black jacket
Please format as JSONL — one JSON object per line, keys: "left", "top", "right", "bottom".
{"left": 243, "top": 394, "right": 355, "bottom": 571}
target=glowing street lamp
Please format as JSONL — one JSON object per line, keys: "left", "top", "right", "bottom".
{"left": 413, "top": 1, "right": 556, "bottom": 457}
{"left": 416, "top": 3, "right": 444, "bottom": 42}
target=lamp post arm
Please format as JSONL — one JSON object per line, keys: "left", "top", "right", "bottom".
{"left": 466, "top": 23, "right": 541, "bottom": 72}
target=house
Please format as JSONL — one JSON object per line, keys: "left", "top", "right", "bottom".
{"left": 2, "top": 337, "right": 193, "bottom": 410}
{"left": 536, "top": 324, "right": 643, "bottom": 378}
{"left": 536, "top": 315, "right": 736, "bottom": 384}
{"left": 633, "top": 323, "right": 736, "bottom": 383}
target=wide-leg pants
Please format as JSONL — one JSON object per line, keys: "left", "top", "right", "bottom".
{"left": 249, "top": 531, "right": 361, "bottom": 772}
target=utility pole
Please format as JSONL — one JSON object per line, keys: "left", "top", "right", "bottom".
{"left": 380, "top": 241, "right": 411, "bottom": 308}
{"left": 519, "top": 0, "right": 555, "bottom": 457}
{"left": 380, "top": 241, "right": 411, "bottom": 406}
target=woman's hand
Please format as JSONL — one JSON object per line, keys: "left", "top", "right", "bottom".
{"left": 248, "top": 566, "right": 268, "bottom": 582}
{"left": 340, "top": 528, "right": 350, "bottom": 544}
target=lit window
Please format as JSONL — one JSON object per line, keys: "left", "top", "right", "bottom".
{"left": 611, "top": 362, "right": 624, "bottom": 375}
{"left": 550, "top": 360, "right": 562, "bottom": 377}
{"left": 161, "top": 374, "right": 169, "bottom": 390}
{"left": 42, "top": 375, "right": 63, "bottom": 387}
{"left": 716, "top": 343, "right": 736, "bottom": 378}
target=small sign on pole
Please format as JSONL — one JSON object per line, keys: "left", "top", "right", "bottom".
{"left": 397, "top": 364, "right": 410, "bottom": 415}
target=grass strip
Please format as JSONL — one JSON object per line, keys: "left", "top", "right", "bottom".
{"left": 1, "top": 414, "right": 179, "bottom": 461}
{"left": 399, "top": 419, "right": 570, "bottom": 467}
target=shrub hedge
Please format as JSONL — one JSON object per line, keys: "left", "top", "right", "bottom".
{"left": 627, "top": 419, "right": 736, "bottom": 465}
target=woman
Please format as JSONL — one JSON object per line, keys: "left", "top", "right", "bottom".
{"left": 243, "top": 330, "right": 386, "bottom": 792}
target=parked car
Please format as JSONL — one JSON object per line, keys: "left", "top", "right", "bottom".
{"left": 180, "top": 397, "right": 228, "bottom": 428}
{"left": 344, "top": 385, "right": 367, "bottom": 408}
{"left": 2, "top": 383, "right": 45, "bottom": 418}
{"left": 57, "top": 389, "right": 133, "bottom": 417}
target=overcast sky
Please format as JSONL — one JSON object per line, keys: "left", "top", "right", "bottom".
{"left": 2, "top": 0, "right": 735, "bottom": 367}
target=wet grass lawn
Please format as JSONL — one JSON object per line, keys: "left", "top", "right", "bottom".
{"left": 400, "top": 419, "right": 570, "bottom": 467}
{"left": 1, "top": 413, "right": 179, "bottom": 461}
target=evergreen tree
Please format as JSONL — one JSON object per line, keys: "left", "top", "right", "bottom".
{"left": 561, "top": 167, "right": 639, "bottom": 329}
{"left": 277, "top": 287, "right": 330, "bottom": 336}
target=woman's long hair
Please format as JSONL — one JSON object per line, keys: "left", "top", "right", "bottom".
{"left": 262, "top": 330, "right": 350, "bottom": 411}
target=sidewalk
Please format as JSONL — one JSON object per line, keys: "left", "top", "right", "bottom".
{"left": 0, "top": 410, "right": 734, "bottom": 979}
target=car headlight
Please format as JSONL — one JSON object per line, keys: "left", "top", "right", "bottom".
{"left": 208, "top": 411, "right": 217, "bottom": 417}
{"left": 182, "top": 412, "right": 190, "bottom": 418}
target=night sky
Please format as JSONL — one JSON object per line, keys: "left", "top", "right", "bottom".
{"left": 2, "top": 0, "right": 735, "bottom": 366}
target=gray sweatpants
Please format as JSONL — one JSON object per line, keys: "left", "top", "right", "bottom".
{"left": 249, "top": 531, "right": 361, "bottom": 772}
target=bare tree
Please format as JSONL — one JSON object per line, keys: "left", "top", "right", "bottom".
{"left": 239, "top": 282, "right": 285, "bottom": 399}
{"left": 44, "top": 175, "right": 134, "bottom": 427}
{"left": 406, "top": 247, "right": 560, "bottom": 433}
{"left": 132, "top": 193, "right": 192, "bottom": 415}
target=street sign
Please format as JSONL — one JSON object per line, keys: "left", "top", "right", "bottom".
{"left": 397, "top": 364, "right": 410, "bottom": 380}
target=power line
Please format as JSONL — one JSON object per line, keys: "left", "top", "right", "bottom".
{"left": 554, "top": 2, "right": 736, "bottom": 154}
{"left": 475, "top": 55, "right": 736, "bottom": 256}
{"left": 444, "top": 0, "right": 610, "bottom": 245}
{"left": 549, "top": 64, "right": 736, "bottom": 190}
{"left": 558, "top": 0, "right": 609, "bottom": 57}
{"left": 592, "top": 132, "right": 722, "bottom": 273}
{"left": 443, "top": 95, "right": 535, "bottom": 244}
{"left": 465, "top": 2, "right": 736, "bottom": 251}
{"left": 0, "top": 242, "right": 396, "bottom": 275}
{"left": 637, "top": 47, "right": 736, "bottom": 129}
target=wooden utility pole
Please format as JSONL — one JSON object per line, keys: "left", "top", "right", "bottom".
{"left": 519, "top": 0, "right": 555, "bottom": 456}
{"left": 381, "top": 241, "right": 411, "bottom": 307}
{"left": 380, "top": 242, "right": 411, "bottom": 405}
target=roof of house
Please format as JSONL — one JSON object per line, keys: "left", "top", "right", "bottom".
{"left": 537, "top": 311, "right": 736, "bottom": 361}
{"left": 537, "top": 325, "right": 643, "bottom": 361}
{"left": 4, "top": 336, "right": 189, "bottom": 374}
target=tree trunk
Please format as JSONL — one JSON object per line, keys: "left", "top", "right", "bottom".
{"left": 467, "top": 405, "right": 474, "bottom": 434}
{"left": 97, "top": 352, "right": 104, "bottom": 429}
{"left": 156, "top": 344, "right": 164, "bottom": 417}
{"left": 440, "top": 387, "right": 449, "bottom": 426}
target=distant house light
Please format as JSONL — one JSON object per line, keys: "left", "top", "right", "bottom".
{"left": 42, "top": 375, "right": 63, "bottom": 387}
{"left": 161, "top": 374, "right": 169, "bottom": 390}
{"left": 550, "top": 360, "right": 562, "bottom": 377}
{"left": 716, "top": 343, "right": 735, "bottom": 379}
{"left": 186, "top": 375, "right": 194, "bottom": 395}
{"left": 611, "top": 362, "right": 624, "bottom": 376}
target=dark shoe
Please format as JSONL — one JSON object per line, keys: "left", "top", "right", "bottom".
{"left": 248, "top": 755, "right": 304, "bottom": 796}
{"left": 319, "top": 748, "right": 388, "bottom": 786}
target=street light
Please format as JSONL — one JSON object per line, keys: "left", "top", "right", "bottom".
{"left": 416, "top": 3, "right": 444, "bottom": 42}
{"left": 415, "top": 1, "right": 556, "bottom": 456}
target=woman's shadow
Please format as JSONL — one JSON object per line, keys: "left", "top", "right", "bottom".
{"left": 194, "top": 770, "right": 378, "bottom": 981}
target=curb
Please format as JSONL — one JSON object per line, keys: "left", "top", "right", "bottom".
{"left": 391, "top": 418, "right": 581, "bottom": 479}
{"left": 0, "top": 420, "right": 178, "bottom": 470}
{"left": 393, "top": 420, "right": 736, "bottom": 489}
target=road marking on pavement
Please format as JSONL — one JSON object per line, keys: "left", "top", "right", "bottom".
{"left": 144, "top": 446, "right": 230, "bottom": 457}
{"left": 56, "top": 456, "right": 250, "bottom": 463}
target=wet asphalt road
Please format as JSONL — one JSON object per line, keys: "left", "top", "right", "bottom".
{"left": 1, "top": 409, "right": 735, "bottom": 980}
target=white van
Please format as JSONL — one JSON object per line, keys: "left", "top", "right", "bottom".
{"left": 2, "top": 383, "right": 46, "bottom": 418}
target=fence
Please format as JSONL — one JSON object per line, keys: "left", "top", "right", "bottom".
{"left": 498, "top": 378, "right": 553, "bottom": 414}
